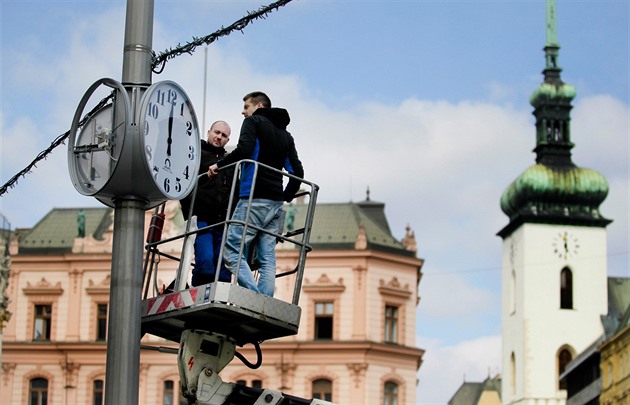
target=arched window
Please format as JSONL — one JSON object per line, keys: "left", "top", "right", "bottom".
{"left": 312, "top": 379, "right": 332, "bottom": 402}
{"left": 236, "top": 378, "right": 263, "bottom": 389}
{"left": 560, "top": 268, "right": 573, "bottom": 309}
{"left": 93, "top": 379, "right": 104, "bottom": 405}
{"left": 558, "top": 348, "right": 573, "bottom": 390}
{"left": 164, "top": 380, "right": 175, "bottom": 405}
{"left": 163, "top": 379, "right": 187, "bottom": 405}
{"left": 29, "top": 377, "right": 48, "bottom": 405}
{"left": 383, "top": 381, "right": 399, "bottom": 405}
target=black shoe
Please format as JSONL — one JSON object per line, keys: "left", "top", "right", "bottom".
{"left": 191, "top": 273, "right": 215, "bottom": 287}
{"left": 161, "top": 279, "right": 189, "bottom": 294}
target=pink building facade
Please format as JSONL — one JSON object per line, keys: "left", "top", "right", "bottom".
{"left": 1, "top": 199, "right": 424, "bottom": 404}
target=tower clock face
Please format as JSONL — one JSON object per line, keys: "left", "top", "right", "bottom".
{"left": 139, "top": 81, "right": 200, "bottom": 200}
{"left": 552, "top": 231, "right": 579, "bottom": 260}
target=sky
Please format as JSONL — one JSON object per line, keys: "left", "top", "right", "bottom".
{"left": 1, "top": 1, "right": 628, "bottom": 404}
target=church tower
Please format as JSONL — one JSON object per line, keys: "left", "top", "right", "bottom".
{"left": 498, "top": 1, "right": 611, "bottom": 404}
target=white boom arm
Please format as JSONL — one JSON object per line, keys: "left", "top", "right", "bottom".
{"left": 178, "top": 330, "right": 334, "bottom": 405}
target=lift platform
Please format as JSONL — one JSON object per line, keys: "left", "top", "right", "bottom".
{"left": 139, "top": 161, "right": 330, "bottom": 404}
{"left": 140, "top": 160, "right": 316, "bottom": 346}
{"left": 141, "top": 281, "right": 300, "bottom": 346}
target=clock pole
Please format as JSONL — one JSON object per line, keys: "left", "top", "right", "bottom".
{"left": 104, "top": 1, "right": 154, "bottom": 405}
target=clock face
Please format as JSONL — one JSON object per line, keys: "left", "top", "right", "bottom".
{"left": 140, "top": 81, "right": 200, "bottom": 200}
{"left": 71, "top": 104, "right": 121, "bottom": 194}
{"left": 552, "top": 231, "right": 579, "bottom": 260}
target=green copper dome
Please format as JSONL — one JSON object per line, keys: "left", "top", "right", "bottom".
{"left": 530, "top": 81, "right": 576, "bottom": 107}
{"left": 501, "top": 164, "right": 609, "bottom": 220}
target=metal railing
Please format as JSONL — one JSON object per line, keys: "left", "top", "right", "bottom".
{"left": 142, "top": 159, "right": 318, "bottom": 306}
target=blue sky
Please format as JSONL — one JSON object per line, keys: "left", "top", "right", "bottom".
{"left": 1, "top": 1, "right": 628, "bottom": 404}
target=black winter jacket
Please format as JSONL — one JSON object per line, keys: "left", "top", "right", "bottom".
{"left": 217, "top": 108, "right": 304, "bottom": 202}
{"left": 180, "top": 141, "right": 235, "bottom": 224}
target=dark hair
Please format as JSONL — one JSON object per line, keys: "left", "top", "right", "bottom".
{"left": 243, "top": 91, "right": 271, "bottom": 108}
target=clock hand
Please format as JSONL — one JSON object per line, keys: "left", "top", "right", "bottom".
{"left": 167, "top": 102, "right": 174, "bottom": 156}
{"left": 563, "top": 234, "right": 568, "bottom": 253}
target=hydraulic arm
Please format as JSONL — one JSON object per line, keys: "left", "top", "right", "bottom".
{"left": 178, "top": 330, "right": 333, "bottom": 405}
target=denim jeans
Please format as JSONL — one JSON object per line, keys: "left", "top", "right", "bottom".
{"left": 225, "top": 198, "right": 284, "bottom": 296}
{"left": 191, "top": 222, "right": 231, "bottom": 286}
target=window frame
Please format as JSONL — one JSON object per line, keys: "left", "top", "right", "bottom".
{"left": 23, "top": 279, "right": 63, "bottom": 342}
{"left": 314, "top": 301, "right": 335, "bottom": 340}
{"left": 92, "top": 379, "right": 104, "bottom": 405}
{"left": 383, "top": 380, "right": 399, "bottom": 405}
{"left": 29, "top": 377, "right": 49, "bottom": 405}
{"left": 96, "top": 303, "right": 108, "bottom": 341}
{"left": 384, "top": 305, "right": 399, "bottom": 344}
{"left": 33, "top": 304, "right": 52, "bottom": 341}
{"left": 558, "top": 347, "right": 573, "bottom": 390}
{"left": 312, "top": 378, "right": 333, "bottom": 402}
{"left": 560, "top": 267, "right": 573, "bottom": 309}
{"left": 378, "top": 277, "right": 412, "bottom": 345}
{"left": 303, "top": 275, "right": 345, "bottom": 341}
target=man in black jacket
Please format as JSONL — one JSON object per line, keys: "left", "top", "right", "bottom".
{"left": 180, "top": 120, "right": 234, "bottom": 286}
{"left": 208, "top": 92, "right": 303, "bottom": 296}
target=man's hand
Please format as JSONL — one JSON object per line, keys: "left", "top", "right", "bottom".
{"left": 207, "top": 163, "right": 219, "bottom": 178}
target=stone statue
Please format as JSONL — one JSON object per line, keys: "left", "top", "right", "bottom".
{"left": 77, "top": 209, "right": 86, "bottom": 238}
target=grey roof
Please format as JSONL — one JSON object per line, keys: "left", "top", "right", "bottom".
{"left": 602, "top": 277, "right": 630, "bottom": 338}
{"left": 448, "top": 376, "right": 501, "bottom": 405}
{"left": 448, "top": 382, "right": 484, "bottom": 405}
{"left": 16, "top": 200, "right": 413, "bottom": 257}
{"left": 18, "top": 207, "right": 111, "bottom": 254}
{"left": 288, "top": 200, "right": 412, "bottom": 256}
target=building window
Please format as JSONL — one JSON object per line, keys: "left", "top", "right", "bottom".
{"left": 163, "top": 379, "right": 187, "bottom": 405}
{"left": 164, "top": 380, "right": 174, "bottom": 405}
{"left": 314, "top": 302, "right": 334, "bottom": 340}
{"left": 558, "top": 349, "right": 572, "bottom": 390}
{"left": 93, "top": 380, "right": 104, "bottom": 405}
{"left": 29, "top": 377, "right": 48, "bottom": 405}
{"left": 236, "top": 378, "right": 263, "bottom": 389}
{"left": 97, "top": 304, "right": 108, "bottom": 341}
{"left": 312, "top": 378, "right": 332, "bottom": 402}
{"left": 384, "top": 305, "right": 399, "bottom": 343}
{"left": 560, "top": 268, "right": 573, "bottom": 309}
{"left": 33, "top": 304, "right": 52, "bottom": 341}
{"left": 383, "top": 381, "right": 398, "bottom": 405}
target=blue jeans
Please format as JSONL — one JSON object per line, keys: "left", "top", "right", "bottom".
{"left": 225, "top": 199, "right": 284, "bottom": 296}
{"left": 191, "top": 222, "right": 231, "bottom": 286}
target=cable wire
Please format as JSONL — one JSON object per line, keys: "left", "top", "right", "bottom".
{"left": 0, "top": 0, "right": 294, "bottom": 197}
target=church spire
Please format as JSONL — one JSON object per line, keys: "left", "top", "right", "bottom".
{"left": 498, "top": 0, "right": 610, "bottom": 236}
{"left": 529, "top": 0, "right": 577, "bottom": 166}
{"left": 546, "top": 0, "right": 559, "bottom": 51}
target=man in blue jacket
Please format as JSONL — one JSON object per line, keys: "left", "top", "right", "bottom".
{"left": 208, "top": 92, "right": 303, "bottom": 296}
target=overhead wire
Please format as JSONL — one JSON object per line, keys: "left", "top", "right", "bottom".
{"left": 0, "top": 0, "right": 294, "bottom": 198}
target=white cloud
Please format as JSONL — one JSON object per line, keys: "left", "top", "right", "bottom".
{"left": 418, "top": 272, "right": 498, "bottom": 318}
{"left": 416, "top": 334, "right": 502, "bottom": 405}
